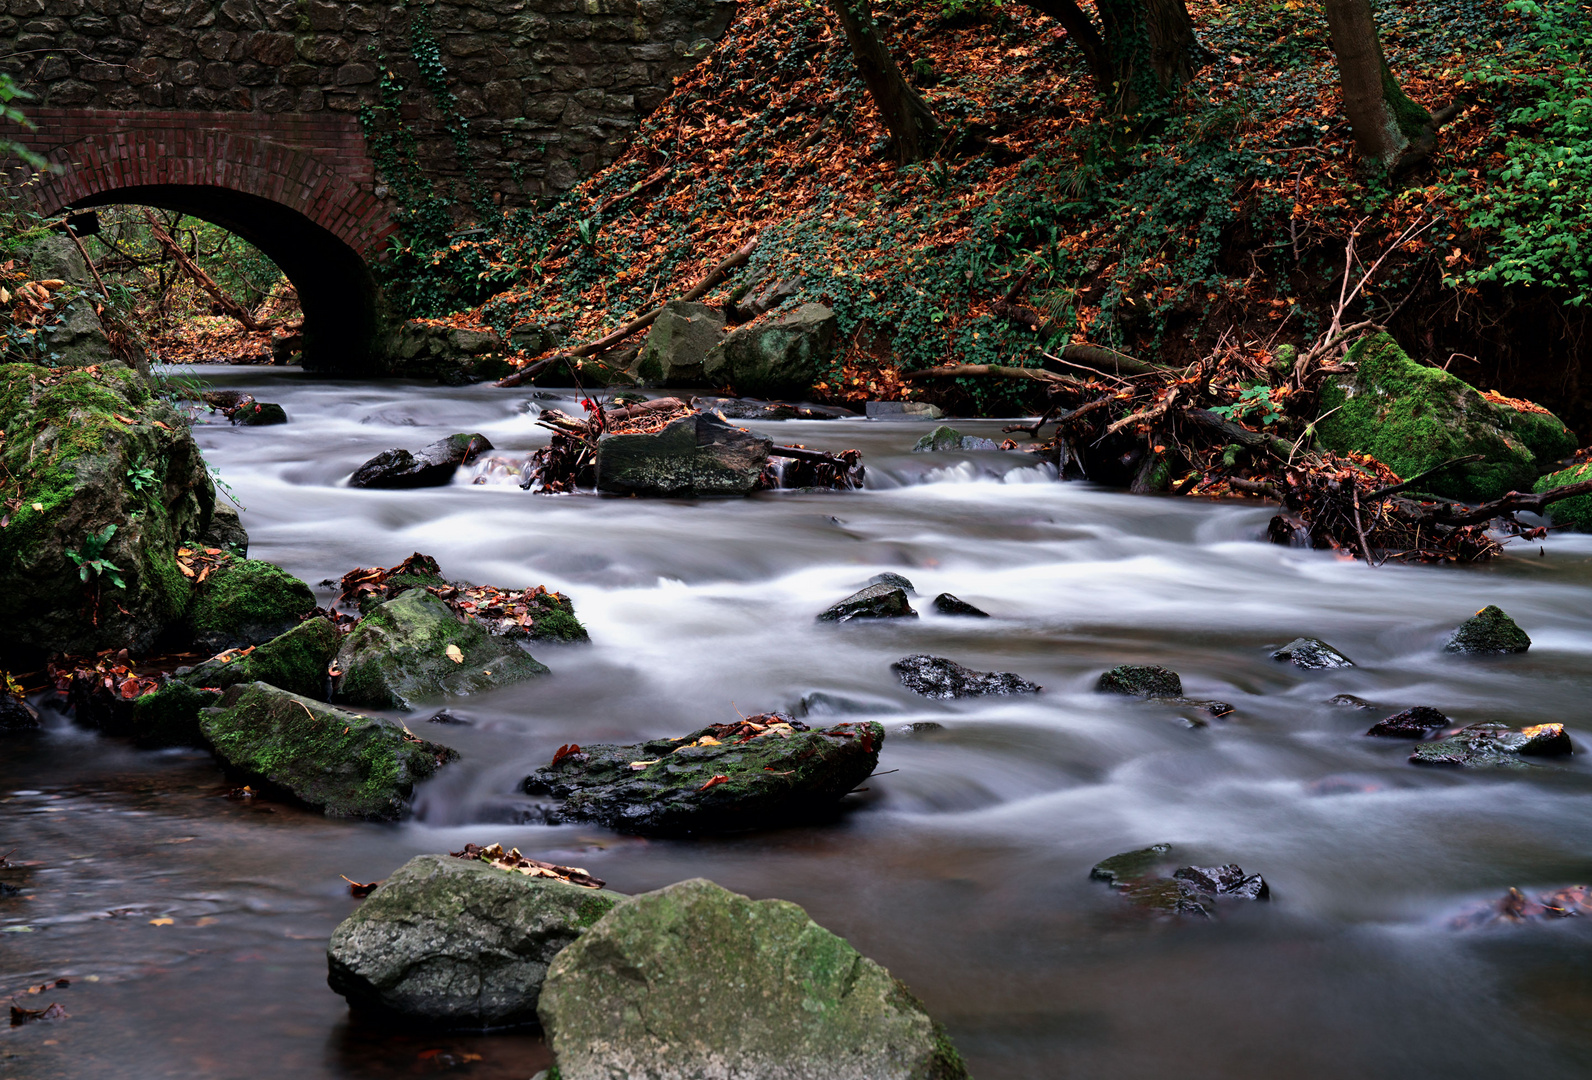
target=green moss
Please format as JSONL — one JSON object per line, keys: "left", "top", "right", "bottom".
{"left": 181, "top": 617, "right": 340, "bottom": 698}
{"left": 528, "top": 604, "right": 589, "bottom": 642}
{"left": 1535, "top": 461, "right": 1592, "bottom": 531}
{"left": 1445, "top": 605, "right": 1531, "bottom": 654}
{"left": 190, "top": 558, "right": 317, "bottom": 650}
{"left": 130, "top": 683, "right": 222, "bottom": 747}
{"left": 1316, "top": 334, "right": 1552, "bottom": 502}
{"left": 1097, "top": 665, "right": 1182, "bottom": 697}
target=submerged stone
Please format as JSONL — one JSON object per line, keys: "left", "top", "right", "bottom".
{"left": 891, "top": 654, "right": 1040, "bottom": 699}
{"left": 522, "top": 718, "right": 883, "bottom": 836}
{"left": 326, "top": 854, "right": 625, "bottom": 1029}
{"left": 350, "top": 433, "right": 494, "bottom": 489}
{"left": 1096, "top": 665, "right": 1182, "bottom": 697}
{"left": 333, "top": 589, "right": 550, "bottom": 711}
{"left": 1410, "top": 722, "right": 1572, "bottom": 769}
{"left": 1445, "top": 605, "right": 1531, "bottom": 654}
{"left": 188, "top": 558, "right": 318, "bottom": 654}
{"left": 1090, "top": 845, "right": 1269, "bottom": 917}
{"left": 594, "top": 413, "right": 770, "bottom": 497}
{"left": 932, "top": 593, "right": 989, "bottom": 617}
{"left": 1270, "top": 637, "right": 1355, "bottom": 669}
{"left": 1365, "top": 706, "right": 1450, "bottom": 739}
{"left": 817, "top": 582, "right": 917, "bottom": 622}
{"left": 1326, "top": 694, "right": 1375, "bottom": 709}
{"left": 199, "top": 681, "right": 457, "bottom": 819}
{"left": 1450, "top": 885, "right": 1592, "bottom": 929}
{"left": 1089, "top": 844, "right": 1172, "bottom": 889}
{"left": 538, "top": 877, "right": 969, "bottom": 1080}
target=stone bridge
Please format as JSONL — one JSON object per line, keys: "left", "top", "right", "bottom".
{"left": 0, "top": 0, "right": 733, "bottom": 370}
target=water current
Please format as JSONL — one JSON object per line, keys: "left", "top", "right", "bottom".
{"left": 5, "top": 365, "right": 1592, "bottom": 1079}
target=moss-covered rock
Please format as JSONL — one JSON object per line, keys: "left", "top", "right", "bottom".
{"left": 1409, "top": 722, "right": 1571, "bottom": 768}
{"left": 179, "top": 616, "right": 340, "bottom": 699}
{"left": 130, "top": 682, "right": 222, "bottom": 747}
{"left": 702, "top": 303, "right": 837, "bottom": 399}
{"left": 326, "top": 854, "right": 626, "bottom": 1029}
{"left": 1316, "top": 334, "right": 1575, "bottom": 502}
{"left": 594, "top": 413, "right": 771, "bottom": 497}
{"left": 538, "top": 878, "right": 968, "bottom": 1080}
{"left": 631, "top": 300, "right": 725, "bottom": 386}
{"left": 1097, "top": 664, "right": 1182, "bottom": 697}
{"left": 0, "top": 363, "right": 214, "bottom": 658}
{"left": 1534, "top": 461, "right": 1592, "bottom": 532}
{"left": 199, "top": 681, "right": 457, "bottom": 819}
{"left": 188, "top": 558, "right": 317, "bottom": 654}
{"left": 333, "top": 589, "right": 550, "bottom": 710}
{"left": 523, "top": 720, "right": 883, "bottom": 836}
{"left": 1445, "top": 605, "right": 1531, "bottom": 654}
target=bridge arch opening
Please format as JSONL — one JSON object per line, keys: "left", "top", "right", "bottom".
{"left": 69, "top": 186, "right": 381, "bottom": 374}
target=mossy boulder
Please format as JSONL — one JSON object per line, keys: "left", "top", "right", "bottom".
{"left": 594, "top": 413, "right": 771, "bottom": 497}
{"left": 631, "top": 301, "right": 725, "bottom": 386}
{"left": 333, "top": 589, "right": 550, "bottom": 711}
{"left": 702, "top": 303, "right": 837, "bottom": 399}
{"left": 1445, "top": 605, "right": 1531, "bottom": 654}
{"left": 179, "top": 616, "right": 340, "bottom": 699}
{"left": 1097, "top": 664, "right": 1182, "bottom": 697}
{"left": 188, "top": 558, "right": 317, "bottom": 654}
{"left": 538, "top": 878, "right": 968, "bottom": 1080}
{"left": 1533, "top": 461, "right": 1592, "bottom": 532}
{"left": 1316, "top": 334, "right": 1576, "bottom": 502}
{"left": 0, "top": 363, "right": 214, "bottom": 659}
{"left": 199, "top": 681, "right": 457, "bottom": 819}
{"left": 326, "top": 854, "right": 626, "bottom": 1029}
{"left": 523, "top": 720, "right": 883, "bottom": 836}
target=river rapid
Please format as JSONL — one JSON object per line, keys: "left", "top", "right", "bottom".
{"left": 5, "top": 365, "right": 1592, "bottom": 1079}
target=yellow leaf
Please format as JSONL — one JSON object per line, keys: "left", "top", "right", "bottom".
{"left": 445, "top": 644, "right": 464, "bottom": 664}
{"left": 148, "top": 918, "right": 174, "bottom": 926}
{"left": 31, "top": 502, "right": 42, "bottom": 512}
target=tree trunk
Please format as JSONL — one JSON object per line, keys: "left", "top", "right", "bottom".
{"left": 827, "top": 0, "right": 943, "bottom": 163}
{"left": 1021, "top": 0, "right": 1110, "bottom": 93}
{"left": 1095, "top": 0, "right": 1204, "bottom": 111}
{"left": 1321, "top": 0, "right": 1430, "bottom": 168}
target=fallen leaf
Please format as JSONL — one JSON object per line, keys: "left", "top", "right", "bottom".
{"left": 176, "top": 548, "right": 193, "bottom": 557}
{"left": 697, "top": 774, "right": 730, "bottom": 791}
{"left": 341, "top": 875, "right": 381, "bottom": 898}
{"left": 176, "top": 562, "right": 196, "bottom": 578}
{"left": 444, "top": 643, "right": 464, "bottom": 664}
{"left": 113, "top": 414, "right": 135, "bottom": 425}
{"left": 31, "top": 503, "right": 42, "bottom": 512}
{"left": 194, "top": 917, "right": 219, "bottom": 927}
{"left": 550, "top": 743, "right": 584, "bottom": 766}
{"left": 151, "top": 421, "right": 171, "bottom": 431}
{"left": 148, "top": 917, "right": 174, "bottom": 926}
{"left": 629, "top": 759, "right": 660, "bottom": 770}
{"left": 204, "top": 548, "right": 222, "bottom": 555}
{"left": 9, "top": 1001, "right": 67, "bottom": 1026}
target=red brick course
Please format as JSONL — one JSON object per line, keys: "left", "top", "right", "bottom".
{"left": 2, "top": 110, "right": 396, "bottom": 257}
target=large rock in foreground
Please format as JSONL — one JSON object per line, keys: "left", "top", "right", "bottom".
{"left": 0, "top": 363, "right": 214, "bottom": 658}
{"left": 523, "top": 717, "right": 883, "bottom": 835}
{"left": 333, "top": 589, "right": 550, "bottom": 710}
{"left": 1315, "top": 333, "right": 1575, "bottom": 502}
{"left": 200, "top": 681, "right": 457, "bottom": 818}
{"left": 702, "top": 303, "right": 838, "bottom": 399}
{"left": 350, "top": 433, "right": 494, "bottom": 489}
{"left": 595, "top": 412, "right": 771, "bottom": 497}
{"left": 539, "top": 878, "right": 968, "bottom": 1080}
{"left": 188, "top": 557, "right": 318, "bottom": 654}
{"left": 327, "top": 854, "right": 625, "bottom": 1029}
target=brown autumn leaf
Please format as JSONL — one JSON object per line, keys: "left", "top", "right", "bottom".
{"left": 341, "top": 875, "right": 381, "bottom": 898}
{"left": 10, "top": 1001, "right": 67, "bottom": 1026}
{"left": 697, "top": 774, "right": 730, "bottom": 791}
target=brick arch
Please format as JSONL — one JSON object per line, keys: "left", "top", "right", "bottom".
{"left": 6, "top": 110, "right": 396, "bottom": 372}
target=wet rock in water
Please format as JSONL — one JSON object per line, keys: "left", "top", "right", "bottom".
{"left": 1097, "top": 665, "right": 1182, "bottom": 697}
{"left": 865, "top": 401, "right": 944, "bottom": 420}
{"left": 901, "top": 721, "right": 946, "bottom": 734}
{"left": 180, "top": 617, "right": 341, "bottom": 700}
{"left": 189, "top": 558, "right": 317, "bottom": 654}
{"left": 333, "top": 589, "right": 550, "bottom": 711}
{"left": 932, "top": 593, "right": 989, "bottom": 617}
{"left": 1326, "top": 694, "right": 1375, "bottom": 709}
{"left": 349, "top": 433, "right": 494, "bottom": 489}
{"left": 891, "top": 654, "right": 1040, "bottom": 699}
{"left": 912, "top": 425, "right": 998, "bottom": 452}
{"left": 630, "top": 301, "right": 725, "bottom": 386}
{"left": 1450, "top": 885, "right": 1592, "bottom": 929}
{"left": 1365, "top": 706, "right": 1451, "bottom": 739}
{"left": 326, "top": 853, "right": 625, "bottom": 1029}
{"left": 0, "top": 693, "right": 40, "bottom": 733}
{"left": 0, "top": 362, "right": 214, "bottom": 659}
{"left": 522, "top": 716, "right": 883, "bottom": 836}
{"left": 868, "top": 572, "right": 916, "bottom": 592}
{"left": 595, "top": 413, "right": 771, "bottom": 497}
{"left": 1445, "top": 605, "right": 1531, "bottom": 654}
{"left": 1172, "top": 864, "right": 1270, "bottom": 901}
{"left": 1410, "top": 722, "right": 1572, "bottom": 768}
{"left": 338, "top": 553, "right": 589, "bottom": 642}
{"left": 691, "top": 396, "right": 855, "bottom": 421}
{"left": 702, "top": 303, "right": 838, "bottom": 400}
{"left": 426, "top": 709, "right": 468, "bottom": 725}
{"left": 130, "top": 682, "right": 222, "bottom": 747}
{"left": 817, "top": 583, "right": 917, "bottom": 622}
{"left": 1090, "top": 845, "right": 1269, "bottom": 917}
{"left": 200, "top": 681, "right": 457, "bottom": 819}
{"left": 1270, "top": 637, "right": 1355, "bottom": 669}
{"left": 230, "top": 401, "right": 288, "bottom": 426}
{"left": 538, "top": 877, "right": 968, "bottom": 1080}
{"left": 199, "top": 504, "right": 248, "bottom": 557}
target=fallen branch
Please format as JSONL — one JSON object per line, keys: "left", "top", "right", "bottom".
{"left": 770, "top": 444, "right": 849, "bottom": 466}
{"left": 1363, "top": 454, "right": 1485, "bottom": 501}
{"left": 1420, "top": 479, "right": 1592, "bottom": 528}
{"left": 1183, "top": 408, "right": 1295, "bottom": 459}
{"left": 1044, "top": 344, "right": 1167, "bottom": 379}
{"left": 141, "top": 210, "right": 283, "bottom": 334}
{"left": 903, "top": 362, "right": 1072, "bottom": 386}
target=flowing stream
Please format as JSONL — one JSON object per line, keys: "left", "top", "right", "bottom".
{"left": 5, "top": 366, "right": 1592, "bottom": 1079}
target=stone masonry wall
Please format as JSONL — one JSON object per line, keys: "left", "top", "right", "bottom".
{"left": 0, "top": 0, "right": 735, "bottom": 199}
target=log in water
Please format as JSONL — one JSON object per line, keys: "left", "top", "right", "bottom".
{"left": 4, "top": 365, "right": 1592, "bottom": 1078}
